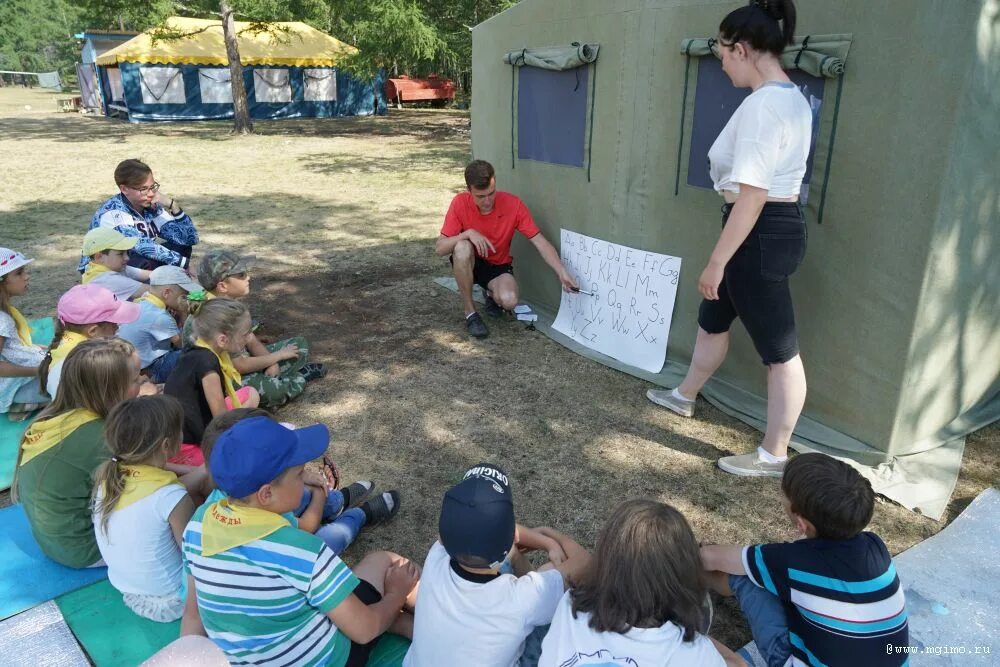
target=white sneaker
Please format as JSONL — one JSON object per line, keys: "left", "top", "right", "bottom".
{"left": 717, "top": 452, "right": 786, "bottom": 478}
{"left": 646, "top": 388, "right": 696, "bottom": 417}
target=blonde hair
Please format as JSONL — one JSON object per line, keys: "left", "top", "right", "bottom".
{"left": 188, "top": 297, "right": 248, "bottom": 341}
{"left": 13, "top": 337, "right": 137, "bottom": 502}
{"left": 92, "top": 395, "right": 184, "bottom": 534}
{"left": 37, "top": 320, "right": 102, "bottom": 395}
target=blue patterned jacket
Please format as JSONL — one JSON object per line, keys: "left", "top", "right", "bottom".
{"left": 79, "top": 194, "right": 199, "bottom": 271}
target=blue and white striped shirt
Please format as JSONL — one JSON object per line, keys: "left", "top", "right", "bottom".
{"left": 744, "top": 532, "right": 909, "bottom": 667}
{"left": 80, "top": 193, "right": 199, "bottom": 271}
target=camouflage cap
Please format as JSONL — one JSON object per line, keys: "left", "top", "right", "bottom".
{"left": 197, "top": 250, "right": 257, "bottom": 290}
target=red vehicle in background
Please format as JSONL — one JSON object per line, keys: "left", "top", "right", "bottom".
{"left": 384, "top": 74, "right": 456, "bottom": 108}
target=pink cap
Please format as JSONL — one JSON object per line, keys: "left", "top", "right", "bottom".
{"left": 57, "top": 284, "right": 141, "bottom": 325}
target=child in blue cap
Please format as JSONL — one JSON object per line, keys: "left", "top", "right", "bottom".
{"left": 182, "top": 416, "right": 419, "bottom": 666}
{"left": 404, "top": 463, "right": 590, "bottom": 667}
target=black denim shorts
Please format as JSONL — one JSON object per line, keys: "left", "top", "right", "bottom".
{"left": 450, "top": 254, "right": 514, "bottom": 291}
{"left": 697, "top": 202, "right": 807, "bottom": 364}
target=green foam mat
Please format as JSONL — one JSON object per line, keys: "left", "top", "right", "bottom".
{"left": 0, "top": 317, "right": 54, "bottom": 490}
{"left": 56, "top": 580, "right": 179, "bottom": 666}
{"left": 367, "top": 632, "right": 410, "bottom": 667}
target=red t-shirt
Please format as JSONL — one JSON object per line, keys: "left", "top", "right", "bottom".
{"left": 440, "top": 191, "right": 540, "bottom": 265}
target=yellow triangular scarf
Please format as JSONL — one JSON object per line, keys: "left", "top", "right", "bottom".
{"left": 49, "top": 331, "right": 89, "bottom": 365}
{"left": 194, "top": 338, "right": 242, "bottom": 407}
{"left": 140, "top": 292, "right": 168, "bottom": 311}
{"left": 19, "top": 409, "right": 100, "bottom": 466}
{"left": 201, "top": 498, "right": 289, "bottom": 556}
{"left": 81, "top": 262, "right": 113, "bottom": 284}
{"left": 116, "top": 464, "right": 183, "bottom": 512}
{"left": 7, "top": 305, "right": 33, "bottom": 346}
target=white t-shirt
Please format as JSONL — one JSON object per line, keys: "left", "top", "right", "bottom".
{"left": 404, "top": 541, "right": 566, "bottom": 667}
{"left": 94, "top": 483, "right": 188, "bottom": 597}
{"left": 45, "top": 358, "right": 65, "bottom": 399}
{"left": 538, "top": 592, "right": 727, "bottom": 667}
{"left": 708, "top": 82, "right": 813, "bottom": 198}
{"left": 88, "top": 270, "right": 146, "bottom": 302}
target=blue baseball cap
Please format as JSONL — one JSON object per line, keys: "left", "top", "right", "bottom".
{"left": 209, "top": 416, "right": 328, "bottom": 498}
{"left": 439, "top": 463, "right": 515, "bottom": 569}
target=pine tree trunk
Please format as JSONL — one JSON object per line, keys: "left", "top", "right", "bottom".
{"left": 221, "top": 1, "right": 253, "bottom": 135}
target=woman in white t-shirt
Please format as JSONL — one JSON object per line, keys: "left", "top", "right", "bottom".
{"left": 648, "top": 0, "right": 812, "bottom": 477}
{"left": 538, "top": 500, "right": 744, "bottom": 667}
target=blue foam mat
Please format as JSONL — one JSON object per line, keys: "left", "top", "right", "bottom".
{"left": 0, "top": 317, "right": 55, "bottom": 491}
{"left": 0, "top": 504, "right": 107, "bottom": 621}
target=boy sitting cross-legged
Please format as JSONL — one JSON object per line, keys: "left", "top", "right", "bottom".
{"left": 80, "top": 227, "right": 150, "bottom": 301}
{"left": 118, "top": 265, "right": 202, "bottom": 384}
{"left": 700, "top": 453, "right": 909, "bottom": 667}
{"left": 182, "top": 417, "right": 419, "bottom": 667}
{"left": 192, "top": 250, "right": 325, "bottom": 408}
{"left": 404, "top": 463, "right": 590, "bottom": 667}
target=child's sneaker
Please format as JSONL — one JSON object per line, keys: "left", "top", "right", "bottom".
{"left": 298, "top": 362, "right": 327, "bottom": 382}
{"left": 646, "top": 387, "right": 696, "bottom": 417}
{"left": 717, "top": 452, "right": 786, "bottom": 478}
{"left": 360, "top": 490, "right": 401, "bottom": 527}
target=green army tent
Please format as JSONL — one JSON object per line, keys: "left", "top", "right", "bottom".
{"left": 471, "top": 0, "right": 1000, "bottom": 519}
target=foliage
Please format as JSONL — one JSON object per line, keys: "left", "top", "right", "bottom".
{"left": 0, "top": 0, "right": 80, "bottom": 74}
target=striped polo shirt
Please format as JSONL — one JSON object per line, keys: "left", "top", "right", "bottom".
{"left": 744, "top": 532, "right": 909, "bottom": 666}
{"left": 183, "top": 504, "right": 360, "bottom": 667}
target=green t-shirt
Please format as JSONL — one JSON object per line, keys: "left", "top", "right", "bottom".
{"left": 16, "top": 419, "right": 107, "bottom": 568}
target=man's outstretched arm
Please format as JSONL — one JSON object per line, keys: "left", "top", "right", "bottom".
{"left": 529, "top": 233, "right": 578, "bottom": 291}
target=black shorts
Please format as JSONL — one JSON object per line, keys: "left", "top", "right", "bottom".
{"left": 697, "top": 202, "right": 807, "bottom": 365}
{"left": 450, "top": 255, "right": 513, "bottom": 291}
{"left": 344, "top": 579, "right": 383, "bottom": 667}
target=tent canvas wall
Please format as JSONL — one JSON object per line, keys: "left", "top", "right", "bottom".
{"left": 472, "top": 0, "right": 1000, "bottom": 519}
{"left": 95, "top": 18, "right": 384, "bottom": 122}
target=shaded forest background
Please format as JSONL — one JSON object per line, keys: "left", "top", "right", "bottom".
{"left": 0, "top": 0, "right": 518, "bottom": 94}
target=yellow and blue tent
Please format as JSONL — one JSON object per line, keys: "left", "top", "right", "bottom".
{"left": 94, "top": 17, "right": 384, "bottom": 122}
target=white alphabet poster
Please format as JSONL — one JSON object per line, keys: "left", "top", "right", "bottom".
{"left": 552, "top": 229, "right": 681, "bottom": 373}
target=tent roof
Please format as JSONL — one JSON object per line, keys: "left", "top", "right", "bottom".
{"left": 95, "top": 17, "right": 357, "bottom": 67}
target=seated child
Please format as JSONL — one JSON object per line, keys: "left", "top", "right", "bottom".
{"left": 118, "top": 265, "right": 202, "bottom": 384}
{"left": 700, "top": 453, "right": 909, "bottom": 667}
{"left": 0, "top": 248, "right": 47, "bottom": 416}
{"left": 538, "top": 499, "right": 744, "bottom": 667}
{"left": 404, "top": 463, "right": 590, "bottom": 667}
{"left": 164, "top": 297, "right": 260, "bottom": 448}
{"left": 92, "top": 395, "right": 197, "bottom": 622}
{"left": 182, "top": 416, "right": 420, "bottom": 666}
{"left": 14, "top": 338, "right": 142, "bottom": 567}
{"left": 41, "top": 283, "right": 140, "bottom": 398}
{"left": 201, "top": 410, "right": 400, "bottom": 554}
{"left": 80, "top": 227, "right": 150, "bottom": 301}
{"left": 195, "top": 250, "right": 325, "bottom": 408}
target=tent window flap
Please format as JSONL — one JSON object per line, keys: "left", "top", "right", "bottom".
{"left": 253, "top": 68, "right": 292, "bottom": 103}
{"left": 139, "top": 67, "right": 185, "bottom": 104}
{"left": 304, "top": 68, "right": 337, "bottom": 102}
{"left": 199, "top": 68, "right": 232, "bottom": 104}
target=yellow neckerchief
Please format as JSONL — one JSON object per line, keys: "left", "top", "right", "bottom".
{"left": 139, "top": 292, "right": 168, "bottom": 311}
{"left": 115, "top": 464, "right": 183, "bottom": 512}
{"left": 201, "top": 498, "right": 289, "bottom": 556}
{"left": 194, "top": 338, "right": 242, "bottom": 407}
{"left": 19, "top": 409, "right": 100, "bottom": 466}
{"left": 81, "top": 262, "right": 113, "bottom": 284}
{"left": 7, "top": 305, "right": 33, "bottom": 346}
{"left": 49, "top": 330, "right": 90, "bottom": 365}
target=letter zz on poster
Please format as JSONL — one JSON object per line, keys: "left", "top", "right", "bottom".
{"left": 553, "top": 230, "right": 681, "bottom": 373}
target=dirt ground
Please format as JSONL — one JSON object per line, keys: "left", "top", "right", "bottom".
{"left": 1, "top": 87, "right": 997, "bottom": 649}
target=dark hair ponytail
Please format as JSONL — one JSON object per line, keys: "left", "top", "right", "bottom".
{"left": 720, "top": 0, "right": 797, "bottom": 57}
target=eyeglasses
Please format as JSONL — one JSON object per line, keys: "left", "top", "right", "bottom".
{"left": 131, "top": 182, "right": 160, "bottom": 194}
{"left": 707, "top": 37, "right": 737, "bottom": 59}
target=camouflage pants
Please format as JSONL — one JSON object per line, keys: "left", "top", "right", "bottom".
{"left": 241, "top": 336, "right": 309, "bottom": 408}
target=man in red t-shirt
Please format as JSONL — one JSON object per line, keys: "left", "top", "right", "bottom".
{"left": 435, "top": 160, "right": 578, "bottom": 338}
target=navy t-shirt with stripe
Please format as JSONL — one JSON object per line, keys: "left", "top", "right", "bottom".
{"left": 744, "top": 532, "right": 909, "bottom": 666}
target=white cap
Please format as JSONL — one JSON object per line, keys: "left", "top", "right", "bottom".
{"left": 149, "top": 265, "right": 203, "bottom": 293}
{"left": 0, "top": 248, "right": 33, "bottom": 279}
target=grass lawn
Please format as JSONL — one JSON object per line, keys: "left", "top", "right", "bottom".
{"left": 1, "top": 87, "right": 997, "bottom": 649}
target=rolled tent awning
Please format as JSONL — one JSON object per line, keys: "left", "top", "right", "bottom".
{"left": 680, "top": 34, "right": 852, "bottom": 78}
{"left": 503, "top": 43, "right": 600, "bottom": 70}
{"left": 95, "top": 17, "right": 357, "bottom": 67}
